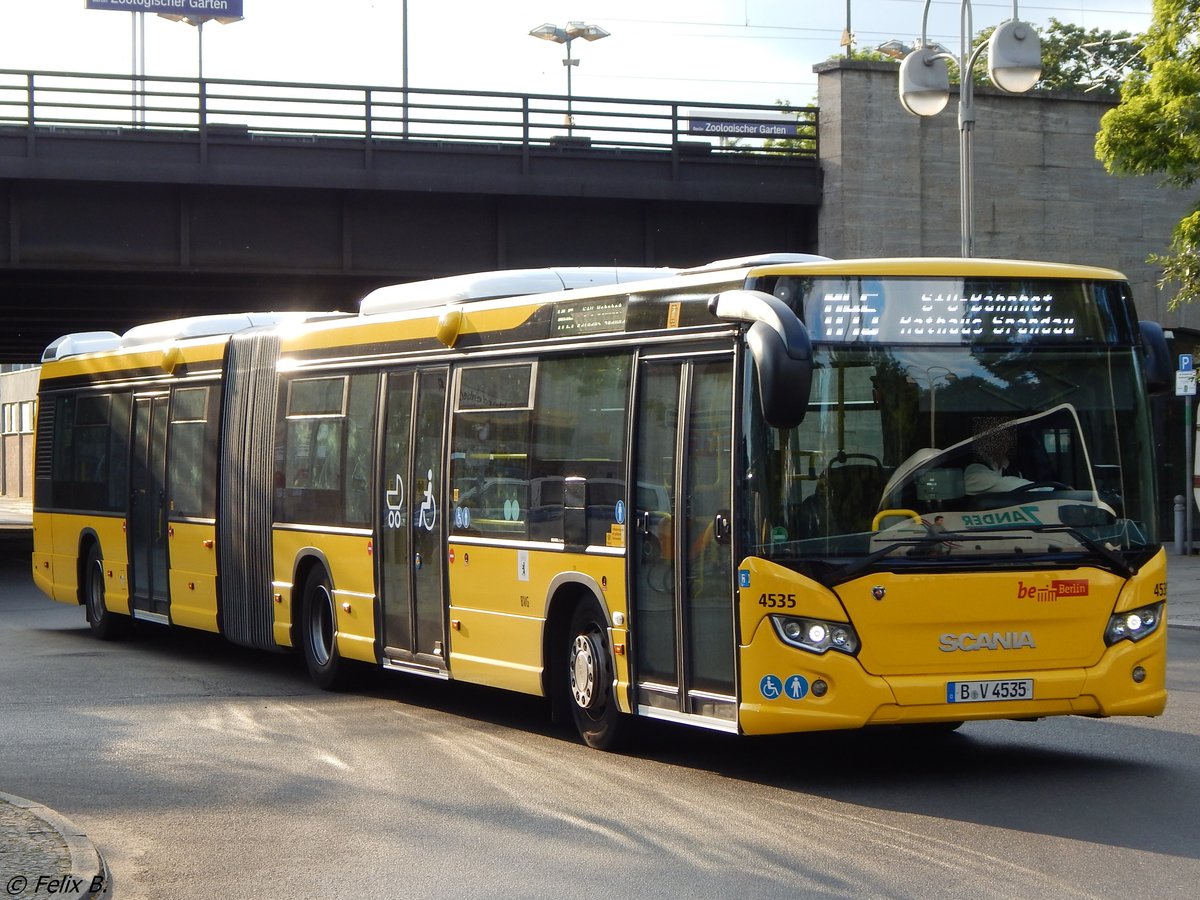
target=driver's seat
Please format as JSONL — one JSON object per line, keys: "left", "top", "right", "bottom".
{"left": 816, "top": 454, "right": 886, "bottom": 534}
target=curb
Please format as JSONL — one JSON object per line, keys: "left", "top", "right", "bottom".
{"left": 0, "top": 792, "right": 111, "bottom": 900}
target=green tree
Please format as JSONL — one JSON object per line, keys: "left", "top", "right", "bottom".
{"left": 1096, "top": 0, "right": 1200, "bottom": 307}
{"left": 762, "top": 100, "right": 817, "bottom": 155}
{"left": 964, "top": 20, "right": 1144, "bottom": 90}
{"left": 847, "top": 19, "right": 1145, "bottom": 92}
{"left": 1033, "top": 18, "right": 1147, "bottom": 94}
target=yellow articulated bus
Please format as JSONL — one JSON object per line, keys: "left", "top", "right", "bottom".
{"left": 32, "top": 254, "right": 1172, "bottom": 748}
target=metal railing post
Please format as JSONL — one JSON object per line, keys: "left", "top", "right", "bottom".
{"left": 670, "top": 103, "right": 680, "bottom": 178}
{"left": 198, "top": 76, "right": 208, "bottom": 164}
{"left": 521, "top": 96, "right": 530, "bottom": 175}
{"left": 25, "top": 73, "right": 35, "bottom": 157}
{"left": 364, "top": 88, "right": 373, "bottom": 168}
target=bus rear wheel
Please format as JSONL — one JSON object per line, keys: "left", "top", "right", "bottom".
{"left": 84, "top": 544, "right": 128, "bottom": 641}
{"left": 565, "top": 603, "right": 629, "bottom": 750}
{"left": 300, "top": 567, "right": 349, "bottom": 690}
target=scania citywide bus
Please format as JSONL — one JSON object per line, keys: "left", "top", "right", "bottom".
{"left": 33, "top": 254, "right": 1170, "bottom": 748}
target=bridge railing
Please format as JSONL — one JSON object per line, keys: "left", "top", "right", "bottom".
{"left": 0, "top": 69, "right": 818, "bottom": 157}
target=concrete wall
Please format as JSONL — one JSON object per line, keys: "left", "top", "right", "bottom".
{"left": 815, "top": 59, "right": 1200, "bottom": 330}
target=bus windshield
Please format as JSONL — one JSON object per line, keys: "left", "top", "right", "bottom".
{"left": 744, "top": 280, "right": 1158, "bottom": 579}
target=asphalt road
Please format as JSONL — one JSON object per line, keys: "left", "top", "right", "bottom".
{"left": 2, "top": 542, "right": 1199, "bottom": 899}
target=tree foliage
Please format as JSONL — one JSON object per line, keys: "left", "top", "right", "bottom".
{"left": 832, "top": 19, "right": 1145, "bottom": 92}
{"left": 762, "top": 99, "right": 817, "bottom": 154}
{"left": 1096, "top": 0, "right": 1200, "bottom": 307}
{"left": 965, "top": 19, "right": 1145, "bottom": 91}
{"left": 1034, "top": 18, "right": 1148, "bottom": 93}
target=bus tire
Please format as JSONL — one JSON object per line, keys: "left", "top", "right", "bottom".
{"left": 300, "top": 566, "right": 349, "bottom": 690}
{"left": 84, "top": 544, "right": 128, "bottom": 641}
{"left": 565, "top": 602, "right": 629, "bottom": 750}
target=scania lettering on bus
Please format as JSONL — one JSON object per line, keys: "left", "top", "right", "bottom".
{"left": 939, "top": 631, "right": 1037, "bottom": 652}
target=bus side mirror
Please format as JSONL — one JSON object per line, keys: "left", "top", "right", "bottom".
{"left": 1139, "top": 320, "right": 1171, "bottom": 396}
{"left": 709, "top": 290, "right": 813, "bottom": 430}
{"left": 746, "top": 319, "right": 812, "bottom": 429}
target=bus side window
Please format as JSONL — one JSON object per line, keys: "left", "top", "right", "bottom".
{"left": 450, "top": 364, "right": 533, "bottom": 539}
{"left": 530, "top": 353, "right": 631, "bottom": 546}
{"left": 47, "top": 392, "right": 130, "bottom": 513}
{"left": 169, "top": 385, "right": 221, "bottom": 519}
{"left": 343, "top": 373, "right": 379, "bottom": 526}
{"left": 279, "top": 375, "right": 350, "bottom": 525}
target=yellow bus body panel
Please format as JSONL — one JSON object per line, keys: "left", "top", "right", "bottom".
{"left": 447, "top": 607, "right": 544, "bottom": 694}
{"left": 32, "top": 512, "right": 129, "bottom": 613}
{"left": 737, "top": 552, "right": 1167, "bottom": 735}
{"left": 166, "top": 521, "right": 219, "bottom": 632}
{"left": 447, "top": 543, "right": 631, "bottom": 707}
{"left": 282, "top": 302, "right": 540, "bottom": 357}
{"left": 31, "top": 512, "right": 60, "bottom": 602}
{"left": 271, "top": 529, "right": 377, "bottom": 662}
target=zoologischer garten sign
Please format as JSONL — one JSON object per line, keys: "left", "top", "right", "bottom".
{"left": 86, "top": 0, "right": 244, "bottom": 15}
{"left": 684, "top": 108, "right": 802, "bottom": 138}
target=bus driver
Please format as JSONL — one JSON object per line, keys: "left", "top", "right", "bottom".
{"left": 963, "top": 422, "right": 1032, "bottom": 495}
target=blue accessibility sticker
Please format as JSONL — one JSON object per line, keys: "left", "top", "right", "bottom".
{"left": 759, "top": 674, "right": 783, "bottom": 700}
{"left": 739, "top": 569, "right": 751, "bottom": 588}
{"left": 784, "top": 674, "right": 810, "bottom": 700}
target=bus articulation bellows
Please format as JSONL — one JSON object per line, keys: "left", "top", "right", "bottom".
{"left": 32, "top": 254, "right": 1170, "bottom": 748}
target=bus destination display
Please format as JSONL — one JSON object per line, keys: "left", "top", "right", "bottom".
{"left": 803, "top": 279, "right": 1105, "bottom": 344}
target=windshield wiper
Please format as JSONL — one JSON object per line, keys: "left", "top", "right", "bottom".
{"left": 1024, "top": 525, "right": 1135, "bottom": 577}
{"left": 837, "top": 525, "right": 1134, "bottom": 580}
{"left": 836, "top": 532, "right": 1025, "bottom": 581}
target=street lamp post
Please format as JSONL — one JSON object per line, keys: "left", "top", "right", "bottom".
{"left": 529, "top": 21, "right": 610, "bottom": 134}
{"left": 158, "top": 12, "right": 243, "bottom": 81}
{"left": 896, "top": 1, "right": 1042, "bottom": 257}
{"left": 906, "top": 365, "right": 957, "bottom": 446}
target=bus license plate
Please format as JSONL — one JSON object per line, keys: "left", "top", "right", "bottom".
{"left": 947, "top": 679, "right": 1033, "bottom": 703}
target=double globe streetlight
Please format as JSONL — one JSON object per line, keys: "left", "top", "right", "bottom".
{"left": 894, "top": 1, "right": 1042, "bottom": 257}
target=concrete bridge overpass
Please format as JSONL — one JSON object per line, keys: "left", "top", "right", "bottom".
{"left": 0, "top": 69, "right": 821, "bottom": 360}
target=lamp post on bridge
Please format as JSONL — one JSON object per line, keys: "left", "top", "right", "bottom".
{"left": 889, "top": 1, "right": 1042, "bottom": 257}
{"left": 158, "top": 12, "right": 244, "bottom": 81}
{"left": 528, "top": 21, "right": 610, "bottom": 135}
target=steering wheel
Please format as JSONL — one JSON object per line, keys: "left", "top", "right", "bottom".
{"left": 1013, "top": 481, "right": 1071, "bottom": 492}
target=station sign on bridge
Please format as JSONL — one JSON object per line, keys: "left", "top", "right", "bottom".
{"left": 86, "top": 0, "right": 244, "bottom": 16}
{"left": 686, "top": 108, "right": 807, "bottom": 140}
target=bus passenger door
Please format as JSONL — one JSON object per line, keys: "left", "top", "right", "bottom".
{"left": 378, "top": 368, "right": 449, "bottom": 674}
{"left": 129, "top": 394, "right": 170, "bottom": 620}
{"left": 632, "top": 354, "right": 736, "bottom": 729}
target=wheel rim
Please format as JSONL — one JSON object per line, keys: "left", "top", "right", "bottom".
{"left": 570, "top": 632, "right": 598, "bottom": 710}
{"left": 308, "top": 583, "right": 334, "bottom": 667}
{"left": 86, "top": 559, "right": 105, "bottom": 622}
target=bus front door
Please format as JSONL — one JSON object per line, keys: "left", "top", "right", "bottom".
{"left": 378, "top": 368, "right": 449, "bottom": 675}
{"left": 632, "top": 354, "right": 737, "bottom": 730}
{"left": 129, "top": 394, "right": 170, "bottom": 621}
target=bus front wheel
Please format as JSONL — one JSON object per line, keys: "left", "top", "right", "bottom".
{"left": 84, "top": 544, "right": 128, "bottom": 641}
{"left": 300, "top": 567, "right": 348, "bottom": 690}
{"left": 565, "top": 603, "right": 629, "bottom": 750}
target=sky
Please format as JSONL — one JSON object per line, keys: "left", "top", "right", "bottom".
{"left": 0, "top": 1, "right": 1158, "bottom": 107}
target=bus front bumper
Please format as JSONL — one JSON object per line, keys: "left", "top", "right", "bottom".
{"left": 736, "top": 619, "right": 1167, "bottom": 736}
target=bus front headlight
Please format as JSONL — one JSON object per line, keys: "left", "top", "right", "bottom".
{"left": 772, "top": 616, "right": 860, "bottom": 656}
{"left": 1104, "top": 603, "right": 1163, "bottom": 646}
